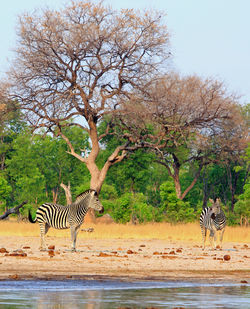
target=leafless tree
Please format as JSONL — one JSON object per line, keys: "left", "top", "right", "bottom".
{"left": 3, "top": 0, "right": 171, "bottom": 193}
{"left": 60, "top": 182, "right": 72, "bottom": 205}
{"left": 0, "top": 201, "right": 27, "bottom": 220}
{"left": 116, "top": 74, "right": 248, "bottom": 200}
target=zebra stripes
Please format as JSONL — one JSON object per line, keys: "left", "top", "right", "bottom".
{"left": 29, "top": 189, "right": 104, "bottom": 251}
{"left": 200, "top": 198, "right": 226, "bottom": 250}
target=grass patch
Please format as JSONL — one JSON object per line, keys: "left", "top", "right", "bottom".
{"left": 0, "top": 221, "right": 249, "bottom": 243}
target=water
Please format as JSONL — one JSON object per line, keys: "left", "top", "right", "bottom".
{"left": 0, "top": 279, "right": 249, "bottom": 308}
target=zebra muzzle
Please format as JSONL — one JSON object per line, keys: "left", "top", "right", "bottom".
{"left": 99, "top": 207, "right": 104, "bottom": 214}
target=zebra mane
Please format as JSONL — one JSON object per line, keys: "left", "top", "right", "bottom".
{"left": 74, "top": 189, "right": 96, "bottom": 203}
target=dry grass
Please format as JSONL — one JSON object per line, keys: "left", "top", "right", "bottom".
{"left": 0, "top": 221, "right": 249, "bottom": 243}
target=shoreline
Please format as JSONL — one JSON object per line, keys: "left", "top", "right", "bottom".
{"left": 0, "top": 271, "right": 249, "bottom": 283}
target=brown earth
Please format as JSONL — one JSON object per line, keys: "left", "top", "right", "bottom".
{"left": 0, "top": 235, "right": 249, "bottom": 283}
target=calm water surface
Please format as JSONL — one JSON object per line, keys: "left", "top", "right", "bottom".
{"left": 0, "top": 279, "right": 249, "bottom": 308}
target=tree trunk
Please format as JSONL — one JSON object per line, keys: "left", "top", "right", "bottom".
{"left": 60, "top": 182, "right": 72, "bottom": 205}
{"left": 52, "top": 188, "right": 58, "bottom": 204}
{"left": 61, "top": 119, "right": 127, "bottom": 195}
{"left": 226, "top": 164, "right": 238, "bottom": 212}
{"left": 173, "top": 177, "right": 182, "bottom": 199}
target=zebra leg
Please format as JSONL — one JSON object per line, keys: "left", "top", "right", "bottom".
{"left": 214, "top": 231, "right": 218, "bottom": 249}
{"left": 209, "top": 230, "right": 215, "bottom": 250}
{"left": 70, "top": 225, "right": 80, "bottom": 252}
{"left": 220, "top": 228, "right": 225, "bottom": 249}
{"left": 39, "top": 223, "right": 50, "bottom": 251}
{"left": 201, "top": 226, "right": 207, "bottom": 250}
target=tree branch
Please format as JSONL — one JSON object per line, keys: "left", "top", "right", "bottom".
{"left": 0, "top": 201, "right": 27, "bottom": 220}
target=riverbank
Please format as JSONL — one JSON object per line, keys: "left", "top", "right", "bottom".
{"left": 0, "top": 224, "right": 249, "bottom": 282}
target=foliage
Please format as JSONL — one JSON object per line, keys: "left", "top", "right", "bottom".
{"left": 0, "top": 175, "right": 12, "bottom": 212}
{"left": 105, "top": 192, "right": 159, "bottom": 223}
{"left": 160, "top": 181, "right": 196, "bottom": 223}
{"left": 234, "top": 179, "right": 250, "bottom": 226}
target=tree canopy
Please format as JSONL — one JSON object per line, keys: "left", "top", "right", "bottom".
{"left": 4, "top": 0, "right": 171, "bottom": 193}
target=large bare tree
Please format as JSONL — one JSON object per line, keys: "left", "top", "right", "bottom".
{"left": 115, "top": 74, "right": 248, "bottom": 200}
{"left": 3, "top": 0, "right": 170, "bottom": 193}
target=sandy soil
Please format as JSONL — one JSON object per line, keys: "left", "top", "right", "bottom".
{"left": 0, "top": 235, "right": 249, "bottom": 283}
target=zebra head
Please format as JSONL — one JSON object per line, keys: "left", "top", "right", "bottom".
{"left": 209, "top": 198, "right": 222, "bottom": 216}
{"left": 88, "top": 190, "right": 104, "bottom": 213}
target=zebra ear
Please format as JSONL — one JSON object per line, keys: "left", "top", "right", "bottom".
{"left": 216, "top": 198, "right": 221, "bottom": 204}
{"left": 209, "top": 198, "right": 214, "bottom": 204}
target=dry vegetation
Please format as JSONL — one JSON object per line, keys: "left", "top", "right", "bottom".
{"left": 1, "top": 221, "right": 249, "bottom": 243}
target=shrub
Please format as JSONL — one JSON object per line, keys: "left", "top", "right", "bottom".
{"left": 160, "top": 181, "right": 196, "bottom": 223}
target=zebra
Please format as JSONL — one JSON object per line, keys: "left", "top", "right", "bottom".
{"left": 29, "top": 189, "right": 104, "bottom": 252}
{"left": 199, "top": 198, "right": 226, "bottom": 250}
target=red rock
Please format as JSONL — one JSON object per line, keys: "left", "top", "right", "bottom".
{"left": 48, "top": 245, "right": 55, "bottom": 250}
{"left": 153, "top": 251, "right": 161, "bottom": 255}
{"left": 9, "top": 274, "right": 19, "bottom": 280}
{"left": 98, "top": 252, "right": 112, "bottom": 257}
{"left": 127, "top": 250, "right": 134, "bottom": 254}
{"left": 48, "top": 250, "right": 55, "bottom": 258}
{"left": 223, "top": 255, "right": 231, "bottom": 261}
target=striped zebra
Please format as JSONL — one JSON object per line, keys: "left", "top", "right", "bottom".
{"left": 200, "top": 198, "right": 226, "bottom": 250}
{"left": 29, "top": 189, "right": 104, "bottom": 252}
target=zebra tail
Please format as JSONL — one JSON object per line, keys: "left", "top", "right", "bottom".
{"left": 28, "top": 210, "right": 37, "bottom": 223}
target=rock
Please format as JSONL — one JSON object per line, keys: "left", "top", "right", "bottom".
{"left": 48, "top": 250, "right": 55, "bottom": 258}
{"left": 48, "top": 245, "right": 55, "bottom": 250}
{"left": 6, "top": 250, "right": 27, "bottom": 257}
{"left": 127, "top": 250, "right": 134, "bottom": 254}
{"left": 9, "top": 274, "right": 19, "bottom": 280}
{"left": 240, "top": 280, "right": 248, "bottom": 284}
{"left": 0, "top": 248, "right": 8, "bottom": 253}
{"left": 98, "top": 252, "right": 112, "bottom": 257}
{"left": 223, "top": 254, "right": 231, "bottom": 261}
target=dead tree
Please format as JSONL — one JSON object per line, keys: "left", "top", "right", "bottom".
{"left": 0, "top": 201, "right": 27, "bottom": 220}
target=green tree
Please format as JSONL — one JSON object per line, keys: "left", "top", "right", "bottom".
{"left": 6, "top": 132, "right": 47, "bottom": 213}
{"left": 0, "top": 175, "right": 12, "bottom": 212}
{"left": 160, "top": 181, "right": 196, "bottom": 223}
{"left": 0, "top": 100, "right": 25, "bottom": 171}
{"left": 107, "top": 192, "right": 158, "bottom": 223}
{"left": 234, "top": 181, "right": 250, "bottom": 226}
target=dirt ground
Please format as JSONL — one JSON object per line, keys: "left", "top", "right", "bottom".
{"left": 0, "top": 235, "right": 249, "bottom": 283}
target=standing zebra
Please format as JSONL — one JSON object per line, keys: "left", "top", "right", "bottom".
{"left": 29, "top": 189, "right": 104, "bottom": 251}
{"left": 200, "top": 198, "right": 226, "bottom": 250}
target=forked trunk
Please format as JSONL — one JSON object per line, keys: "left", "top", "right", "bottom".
{"left": 60, "top": 182, "right": 72, "bottom": 205}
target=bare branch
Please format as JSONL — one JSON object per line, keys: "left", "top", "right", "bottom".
{"left": 0, "top": 201, "right": 27, "bottom": 220}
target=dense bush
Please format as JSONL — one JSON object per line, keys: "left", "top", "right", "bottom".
{"left": 160, "top": 181, "right": 196, "bottom": 223}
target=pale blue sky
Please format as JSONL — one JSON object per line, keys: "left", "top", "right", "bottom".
{"left": 1, "top": 0, "right": 249, "bottom": 104}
